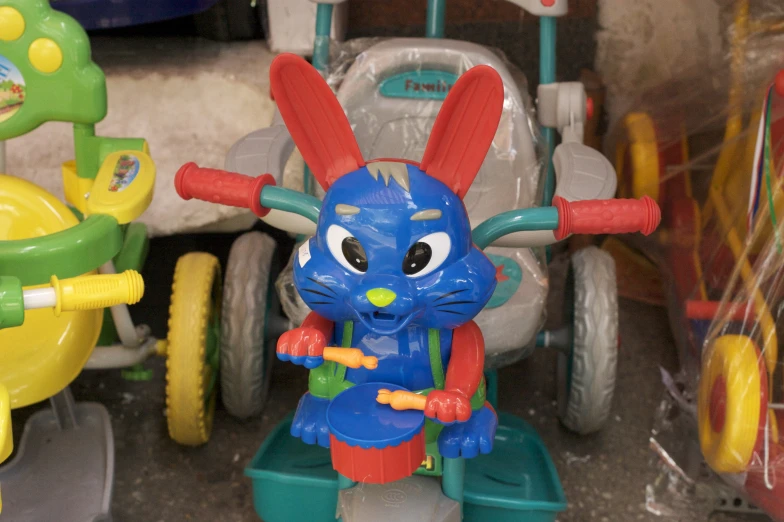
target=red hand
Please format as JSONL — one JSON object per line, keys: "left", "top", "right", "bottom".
{"left": 174, "top": 162, "right": 275, "bottom": 218}
{"left": 277, "top": 327, "right": 327, "bottom": 358}
{"left": 425, "top": 390, "right": 472, "bottom": 423}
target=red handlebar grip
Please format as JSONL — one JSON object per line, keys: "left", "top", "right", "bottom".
{"left": 553, "top": 195, "right": 661, "bottom": 240}
{"left": 174, "top": 162, "right": 274, "bottom": 218}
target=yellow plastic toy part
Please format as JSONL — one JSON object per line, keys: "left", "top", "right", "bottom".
{"left": 698, "top": 335, "right": 763, "bottom": 474}
{"left": 0, "top": 6, "right": 24, "bottom": 41}
{"left": 50, "top": 270, "right": 144, "bottom": 315}
{"left": 0, "top": 384, "right": 11, "bottom": 464}
{"left": 28, "top": 37, "right": 63, "bottom": 74}
{"left": 617, "top": 112, "right": 660, "bottom": 202}
{"left": 0, "top": 174, "right": 102, "bottom": 410}
{"left": 0, "top": 383, "right": 8, "bottom": 514}
{"left": 86, "top": 150, "right": 155, "bottom": 224}
{"left": 166, "top": 253, "right": 221, "bottom": 446}
{"left": 61, "top": 160, "right": 94, "bottom": 214}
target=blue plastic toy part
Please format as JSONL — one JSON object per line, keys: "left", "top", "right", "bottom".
{"left": 292, "top": 165, "right": 498, "bottom": 334}
{"left": 53, "top": 0, "right": 221, "bottom": 30}
{"left": 326, "top": 383, "right": 425, "bottom": 449}
{"left": 291, "top": 392, "right": 331, "bottom": 447}
{"left": 438, "top": 404, "right": 497, "bottom": 458}
{"left": 278, "top": 352, "right": 324, "bottom": 369}
{"left": 471, "top": 206, "right": 559, "bottom": 250}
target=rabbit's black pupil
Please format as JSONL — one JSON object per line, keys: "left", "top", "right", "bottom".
{"left": 403, "top": 242, "right": 432, "bottom": 275}
{"left": 341, "top": 237, "right": 367, "bottom": 272}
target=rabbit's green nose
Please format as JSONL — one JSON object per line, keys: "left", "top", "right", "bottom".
{"left": 366, "top": 288, "right": 396, "bottom": 307}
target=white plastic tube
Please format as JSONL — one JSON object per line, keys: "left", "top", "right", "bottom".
{"left": 84, "top": 338, "right": 158, "bottom": 369}
{"left": 22, "top": 287, "right": 56, "bottom": 309}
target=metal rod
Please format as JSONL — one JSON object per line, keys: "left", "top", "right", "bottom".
{"left": 540, "top": 16, "right": 557, "bottom": 207}
{"left": 426, "top": 0, "right": 446, "bottom": 38}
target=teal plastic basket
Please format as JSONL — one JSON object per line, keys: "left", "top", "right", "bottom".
{"left": 246, "top": 412, "right": 565, "bottom": 522}
{"left": 463, "top": 413, "right": 567, "bottom": 522}
{"left": 245, "top": 416, "right": 338, "bottom": 522}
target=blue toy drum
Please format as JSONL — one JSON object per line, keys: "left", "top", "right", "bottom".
{"left": 327, "top": 383, "right": 426, "bottom": 484}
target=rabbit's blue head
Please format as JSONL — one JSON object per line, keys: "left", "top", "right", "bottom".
{"left": 271, "top": 54, "right": 505, "bottom": 335}
{"left": 294, "top": 162, "right": 496, "bottom": 334}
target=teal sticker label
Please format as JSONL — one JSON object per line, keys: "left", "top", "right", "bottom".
{"left": 379, "top": 70, "right": 458, "bottom": 100}
{"left": 0, "top": 55, "right": 25, "bottom": 123}
{"left": 109, "top": 154, "right": 140, "bottom": 192}
{"left": 485, "top": 253, "right": 522, "bottom": 309}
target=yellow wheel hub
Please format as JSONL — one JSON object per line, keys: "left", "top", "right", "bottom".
{"left": 698, "top": 335, "right": 764, "bottom": 474}
{"left": 166, "top": 252, "right": 222, "bottom": 446}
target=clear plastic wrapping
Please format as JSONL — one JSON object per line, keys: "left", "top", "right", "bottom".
{"left": 275, "top": 36, "right": 549, "bottom": 368}
{"left": 608, "top": 2, "right": 784, "bottom": 518}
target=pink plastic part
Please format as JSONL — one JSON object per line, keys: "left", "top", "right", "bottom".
{"left": 553, "top": 195, "right": 661, "bottom": 240}
{"left": 270, "top": 54, "right": 365, "bottom": 190}
{"left": 174, "top": 162, "right": 275, "bottom": 218}
{"left": 586, "top": 97, "right": 594, "bottom": 120}
{"left": 420, "top": 65, "right": 504, "bottom": 200}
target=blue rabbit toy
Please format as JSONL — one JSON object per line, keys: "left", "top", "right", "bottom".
{"left": 271, "top": 53, "right": 504, "bottom": 459}
{"left": 174, "top": 53, "right": 660, "bottom": 474}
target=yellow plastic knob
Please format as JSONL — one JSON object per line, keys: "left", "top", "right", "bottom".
{"left": 29, "top": 38, "right": 63, "bottom": 73}
{"left": 51, "top": 270, "right": 144, "bottom": 316}
{"left": 0, "top": 7, "right": 24, "bottom": 41}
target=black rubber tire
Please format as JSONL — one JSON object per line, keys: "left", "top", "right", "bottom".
{"left": 193, "top": 0, "right": 265, "bottom": 41}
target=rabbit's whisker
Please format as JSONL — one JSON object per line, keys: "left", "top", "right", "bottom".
{"left": 433, "top": 289, "right": 469, "bottom": 302}
{"left": 307, "top": 277, "right": 338, "bottom": 295}
{"left": 435, "top": 300, "right": 476, "bottom": 308}
{"left": 302, "top": 288, "right": 335, "bottom": 299}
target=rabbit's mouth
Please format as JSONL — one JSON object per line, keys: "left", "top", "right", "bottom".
{"left": 359, "top": 310, "right": 413, "bottom": 335}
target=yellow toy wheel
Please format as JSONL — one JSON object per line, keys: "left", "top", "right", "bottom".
{"left": 698, "top": 335, "right": 766, "bottom": 474}
{"left": 166, "top": 252, "right": 222, "bottom": 446}
{"left": 615, "top": 112, "right": 660, "bottom": 202}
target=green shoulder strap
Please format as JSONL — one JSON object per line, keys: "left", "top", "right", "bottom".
{"left": 334, "top": 321, "right": 354, "bottom": 382}
{"left": 428, "top": 329, "right": 446, "bottom": 390}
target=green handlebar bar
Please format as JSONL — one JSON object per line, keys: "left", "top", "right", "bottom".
{"left": 472, "top": 207, "right": 559, "bottom": 250}
{"left": 0, "top": 214, "right": 123, "bottom": 286}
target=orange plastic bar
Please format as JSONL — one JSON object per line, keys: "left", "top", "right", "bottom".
{"left": 322, "top": 347, "right": 378, "bottom": 370}
{"left": 376, "top": 389, "right": 427, "bottom": 411}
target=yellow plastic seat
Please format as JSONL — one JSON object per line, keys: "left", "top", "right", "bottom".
{"left": 0, "top": 174, "right": 101, "bottom": 409}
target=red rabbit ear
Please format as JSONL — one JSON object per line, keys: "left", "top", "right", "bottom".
{"left": 420, "top": 65, "right": 504, "bottom": 199}
{"left": 270, "top": 53, "right": 365, "bottom": 190}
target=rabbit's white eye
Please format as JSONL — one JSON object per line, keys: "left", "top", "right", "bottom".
{"left": 327, "top": 225, "right": 367, "bottom": 274}
{"left": 403, "top": 232, "right": 451, "bottom": 278}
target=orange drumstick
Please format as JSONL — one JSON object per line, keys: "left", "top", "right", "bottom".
{"left": 376, "top": 389, "right": 427, "bottom": 411}
{"left": 322, "top": 347, "right": 378, "bottom": 370}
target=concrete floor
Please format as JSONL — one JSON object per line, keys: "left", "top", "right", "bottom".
{"left": 4, "top": 29, "right": 773, "bottom": 522}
